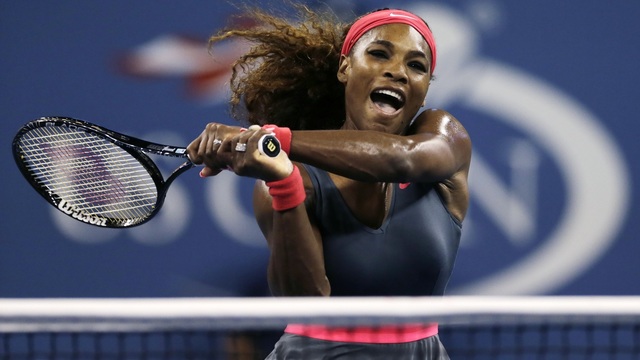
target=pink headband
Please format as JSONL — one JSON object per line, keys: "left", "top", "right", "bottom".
{"left": 341, "top": 9, "right": 437, "bottom": 74}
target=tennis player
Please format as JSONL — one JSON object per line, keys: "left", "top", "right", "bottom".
{"left": 188, "top": 5, "right": 470, "bottom": 359}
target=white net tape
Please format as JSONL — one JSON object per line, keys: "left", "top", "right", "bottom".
{"left": 1, "top": 296, "right": 639, "bottom": 333}
{"left": 2, "top": 296, "right": 639, "bottom": 359}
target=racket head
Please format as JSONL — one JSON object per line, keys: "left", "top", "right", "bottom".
{"left": 12, "top": 117, "right": 166, "bottom": 228}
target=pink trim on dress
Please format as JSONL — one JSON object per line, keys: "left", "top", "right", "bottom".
{"left": 284, "top": 323, "right": 438, "bottom": 344}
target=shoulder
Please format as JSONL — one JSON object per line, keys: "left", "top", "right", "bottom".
{"left": 410, "top": 109, "right": 467, "bottom": 135}
{"left": 410, "top": 108, "right": 471, "bottom": 151}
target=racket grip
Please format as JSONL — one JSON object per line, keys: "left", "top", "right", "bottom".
{"left": 258, "top": 134, "right": 281, "bottom": 157}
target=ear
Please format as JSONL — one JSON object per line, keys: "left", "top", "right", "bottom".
{"left": 337, "top": 54, "right": 350, "bottom": 84}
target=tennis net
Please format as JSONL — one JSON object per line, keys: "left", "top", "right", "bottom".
{"left": 1, "top": 296, "right": 639, "bottom": 359}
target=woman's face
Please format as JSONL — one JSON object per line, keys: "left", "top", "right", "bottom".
{"left": 338, "top": 23, "right": 432, "bottom": 134}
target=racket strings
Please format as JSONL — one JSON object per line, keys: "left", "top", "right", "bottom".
{"left": 19, "top": 130, "right": 155, "bottom": 220}
{"left": 17, "top": 126, "right": 159, "bottom": 223}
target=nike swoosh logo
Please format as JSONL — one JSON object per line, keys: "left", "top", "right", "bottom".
{"left": 399, "top": 182, "right": 410, "bottom": 189}
{"left": 389, "top": 13, "right": 417, "bottom": 20}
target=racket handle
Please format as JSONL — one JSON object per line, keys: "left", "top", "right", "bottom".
{"left": 258, "top": 134, "right": 281, "bottom": 157}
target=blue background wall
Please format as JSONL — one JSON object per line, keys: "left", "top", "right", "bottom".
{"left": 1, "top": 0, "right": 638, "bottom": 298}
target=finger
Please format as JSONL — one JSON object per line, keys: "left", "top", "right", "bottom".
{"left": 187, "top": 134, "right": 204, "bottom": 164}
{"left": 190, "top": 124, "right": 218, "bottom": 160}
{"left": 207, "top": 135, "right": 223, "bottom": 156}
{"left": 231, "top": 129, "right": 253, "bottom": 154}
{"left": 202, "top": 124, "right": 226, "bottom": 161}
{"left": 197, "top": 128, "right": 213, "bottom": 162}
{"left": 199, "top": 166, "right": 223, "bottom": 178}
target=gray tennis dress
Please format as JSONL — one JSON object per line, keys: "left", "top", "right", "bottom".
{"left": 266, "top": 164, "right": 461, "bottom": 359}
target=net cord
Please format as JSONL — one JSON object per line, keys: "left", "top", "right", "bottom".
{"left": 1, "top": 296, "right": 639, "bottom": 333}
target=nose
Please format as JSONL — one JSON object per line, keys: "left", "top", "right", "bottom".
{"left": 384, "top": 60, "right": 408, "bottom": 84}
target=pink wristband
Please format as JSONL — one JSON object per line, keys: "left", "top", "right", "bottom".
{"left": 262, "top": 124, "right": 292, "bottom": 155}
{"left": 266, "top": 166, "right": 306, "bottom": 211}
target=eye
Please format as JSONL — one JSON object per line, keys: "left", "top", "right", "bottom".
{"left": 409, "top": 61, "right": 427, "bottom": 72}
{"left": 368, "top": 50, "right": 389, "bottom": 59}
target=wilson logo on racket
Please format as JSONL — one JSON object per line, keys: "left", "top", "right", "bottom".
{"left": 259, "top": 135, "right": 281, "bottom": 157}
{"left": 57, "top": 199, "right": 108, "bottom": 227}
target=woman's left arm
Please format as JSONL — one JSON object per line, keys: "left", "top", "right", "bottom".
{"left": 289, "top": 109, "right": 472, "bottom": 183}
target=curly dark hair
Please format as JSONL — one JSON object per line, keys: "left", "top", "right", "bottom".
{"left": 209, "top": 4, "right": 348, "bottom": 130}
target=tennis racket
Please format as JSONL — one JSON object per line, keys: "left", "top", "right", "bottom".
{"left": 12, "top": 116, "right": 281, "bottom": 228}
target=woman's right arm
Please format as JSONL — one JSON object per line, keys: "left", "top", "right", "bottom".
{"left": 253, "top": 173, "right": 331, "bottom": 297}
{"left": 188, "top": 124, "right": 331, "bottom": 296}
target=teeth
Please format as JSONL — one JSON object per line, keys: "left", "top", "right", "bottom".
{"left": 374, "top": 89, "right": 403, "bottom": 103}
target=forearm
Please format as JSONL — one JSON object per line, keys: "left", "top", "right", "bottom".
{"left": 267, "top": 207, "right": 330, "bottom": 297}
{"left": 254, "top": 176, "right": 330, "bottom": 297}
{"left": 289, "top": 130, "right": 419, "bottom": 182}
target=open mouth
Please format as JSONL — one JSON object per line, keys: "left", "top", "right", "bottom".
{"left": 371, "top": 89, "right": 405, "bottom": 114}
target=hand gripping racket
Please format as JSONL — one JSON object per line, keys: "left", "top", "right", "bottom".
{"left": 12, "top": 116, "right": 281, "bottom": 228}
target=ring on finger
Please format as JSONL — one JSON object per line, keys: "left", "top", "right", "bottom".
{"left": 213, "top": 139, "right": 222, "bottom": 145}
{"left": 235, "top": 143, "right": 247, "bottom": 152}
